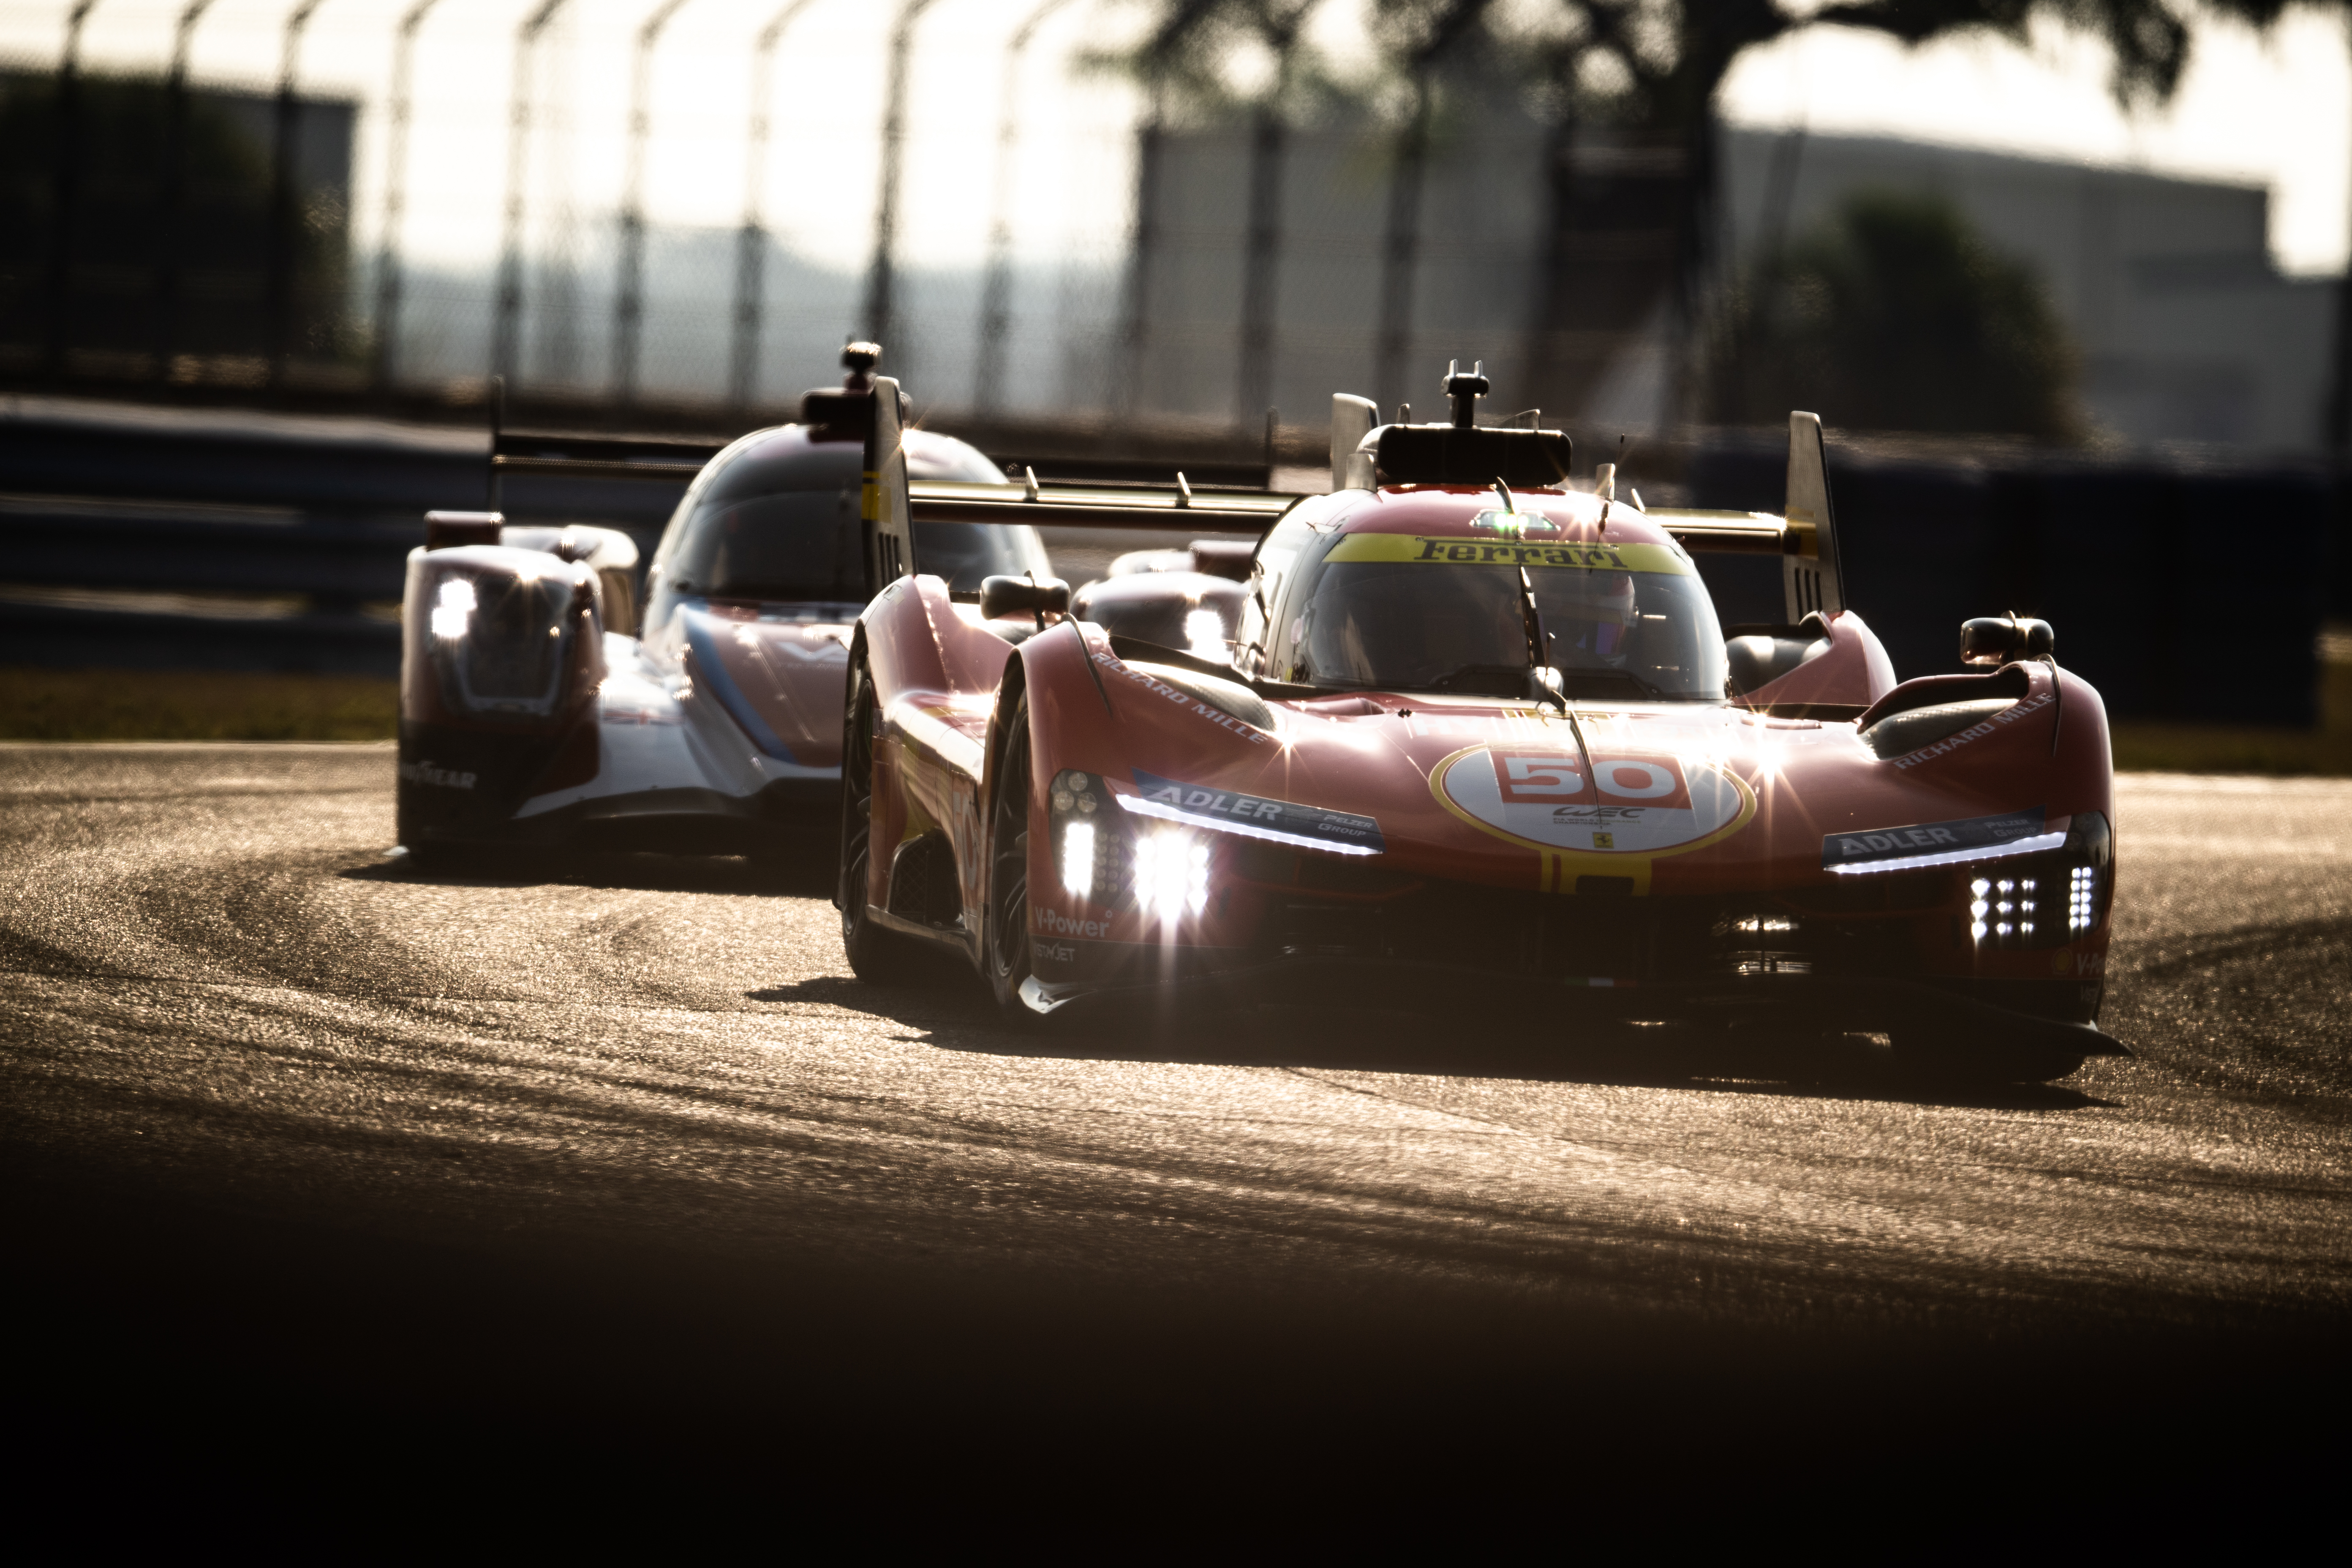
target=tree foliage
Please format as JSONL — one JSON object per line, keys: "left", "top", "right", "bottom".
{"left": 1707, "top": 189, "right": 2082, "bottom": 438}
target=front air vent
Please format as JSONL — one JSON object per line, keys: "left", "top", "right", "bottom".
{"left": 1123, "top": 660, "right": 1275, "bottom": 734}
{"left": 1860, "top": 697, "right": 2018, "bottom": 760}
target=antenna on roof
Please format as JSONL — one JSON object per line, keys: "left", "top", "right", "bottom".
{"left": 1443, "top": 359, "right": 1487, "bottom": 429}
{"left": 842, "top": 340, "right": 881, "bottom": 390}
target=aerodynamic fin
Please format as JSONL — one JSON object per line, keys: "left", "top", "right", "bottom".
{"left": 863, "top": 372, "right": 917, "bottom": 594}
{"left": 1331, "top": 393, "right": 1379, "bottom": 491}
{"left": 1783, "top": 411, "right": 1845, "bottom": 622}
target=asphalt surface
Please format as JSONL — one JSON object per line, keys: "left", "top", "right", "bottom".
{"left": 5, "top": 744, "right": 2349, "bottom": 1482}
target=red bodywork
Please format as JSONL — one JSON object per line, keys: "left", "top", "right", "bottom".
{"left": 853, "top": 483, "right": 2116, "bottom": 1042}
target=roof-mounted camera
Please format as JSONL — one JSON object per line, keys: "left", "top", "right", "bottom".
{"left": 1442, "top": 359, "right": 1489, "bottom": 428}
{"left": 1335, "top": 358, "right": 1571, "bottom": 489}
{"left": 804, "top": 341, "right": 885, "bottom": 431}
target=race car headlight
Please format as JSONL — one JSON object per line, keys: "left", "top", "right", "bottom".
{"left": 430, "top": 577, "right": 476, "bottom": 640}
{"left": 1133, "top": 828, "right": 1209, "bottom": 920}
{"left": 1060, "top": 820, "right": 1096, "bottom": 900}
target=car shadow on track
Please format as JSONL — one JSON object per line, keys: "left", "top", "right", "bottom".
{"left": 345, "top": 845, "right": 837, "bottom": 899}
{"left": 779, "top": 972, "right": 2118, "bottom": 1113}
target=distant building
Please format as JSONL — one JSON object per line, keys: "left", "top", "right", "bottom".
{"left": 1120, "top": 112, "right": 2337, "bottom": 453}
{"left": 1718, "top": 129, "right": 2337, "bottom": 453}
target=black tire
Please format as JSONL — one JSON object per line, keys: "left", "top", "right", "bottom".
{"left": 395, "top": 777, "right": 460, "bottom": 873}
{"left": 983, "top": 694, "right": 1038, "bottom": 1024}
{"left": 398, "top": 836, "right": 463, "bottom": 874}
{"left": 838, "top": 656, "right": 922, "bottom": 984}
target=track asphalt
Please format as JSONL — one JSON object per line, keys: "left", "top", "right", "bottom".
{"left": 5, "top": 745, "right": 2347, "bottom": 1498}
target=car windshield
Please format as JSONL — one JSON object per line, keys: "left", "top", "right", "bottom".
{"left": 910, "top": 520, "right": 1054, "bottom": 593}
{"left": 1276, "top": 531, "right": 1729, "bottom": 700}
{"left": 666, "top": 487, "right": 864, "bottom": 603}
{"left": 663, "top": 494, "right": 1051, "bottom": 603}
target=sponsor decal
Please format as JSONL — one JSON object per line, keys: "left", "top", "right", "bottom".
{"left": 2076, "top": 950, "right": 2106, "bottom": 979}
{"left": 1092, "top": 650, "right": 1269, "bottom": 745}
{"left": 398, "top": 760, "right": 477, "bottom": 791}
{"left": 1324, "top": 533, "right": 1692, "bottom": 574}
{"left": 1821, "top": 807, "right": 2046, "bottom": 870}
{"left": 1434, "top": 745, "right": 1750, "bottom": 855}
{"left": 1033, "top": 905, "right": 1112, "bottom": 939}
{"left": 1122, "top": 768, "right": 1385, "bottom": 855}
{"left": 1889, "top": 690, "right": 2054, "bottom": 770}
{"left": 1032, "top": 939, "right": 1079, "bottom": 965}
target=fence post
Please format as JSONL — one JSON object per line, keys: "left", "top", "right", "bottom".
{"left": 42, "top": 2, "right": 100, "bottom": 383}
{"left": 1374, "top": 72, "right": 1429, "bottom": 415}
{"left": 861, "top": 0, "right": 937, "bottom": 362}
{"left": 371, "top": 0, "right": 442, "bottom": 395}
{"left": 612, "top": 0, "right": 691, "bottom": 407}
{"left": 1116, "top": 102, "right": 1162, "bottom": 415}
{"left": 730, "top": 1, "right": 818, "bottom": 420}
{"left": 1236, "top": 96, "right": 1289, "bottom": 427}
{"left": 975, "top": 0, "right": 1075, "bottom": 415}
{"left": 152, "top": 2, "right": 219, "bottom": 387}
{"left": 266, "top": 1, "right": 327, "bottom": 394}
{"left": 493, "top": 0, "right": 572, "bottom": 390}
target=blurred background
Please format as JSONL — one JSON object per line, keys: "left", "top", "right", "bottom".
{"left": 1, "top": 0, "right": 2346, "bottom": 762}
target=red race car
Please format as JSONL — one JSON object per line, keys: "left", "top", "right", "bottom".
{"left": 845, "top": 363, "right": 2118, "bottom": 1082}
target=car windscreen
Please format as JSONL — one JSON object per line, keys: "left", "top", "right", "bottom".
{"left": 1274, "top": 532, "right": 1729, "bottom": 701}
{"left": 664, "top": 487, "right": 863, "bottom": 603}
{"left": 911, "top": 521, "right": 1053, "bottom": 594}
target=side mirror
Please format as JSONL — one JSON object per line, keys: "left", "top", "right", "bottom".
{"left": 1960, "top": 615, "right": 2054, "bottom": 666}
{"left": 980, "top": 574, "right": 1072, "bottom": 623}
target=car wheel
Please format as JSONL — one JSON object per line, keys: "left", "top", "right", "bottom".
{"left": 838, "top": 656, "right": 920, "bottom": 984}
{"left": 983, "top": 694, "right": 1037, "bottom": 1024}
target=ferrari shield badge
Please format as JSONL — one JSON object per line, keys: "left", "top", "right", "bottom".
{"left": 1431, "top": 744, "right": 1753, "bottom": 856}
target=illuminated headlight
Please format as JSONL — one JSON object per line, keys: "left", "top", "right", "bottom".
{"left": 1060, "top": 820, "right": 1096, "bottom": 900}
{"left": 430, "top": 577, "right": 476, "bottom": 640}
{"left": 1133, "top": 829, "right": 1209, "bottom": 920}
{"left": 2069, "top": 864, "right": 2099, "bottom": 935}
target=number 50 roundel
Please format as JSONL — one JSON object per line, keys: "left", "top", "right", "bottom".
{"left": 1430, "top": 744, "right": 1755, "bottom": 855}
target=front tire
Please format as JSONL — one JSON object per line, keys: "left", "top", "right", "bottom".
{"left": 983, "top": 694, "right": 1038, "bottom": 1024}
{"left": 838, "top": 656, "right": 921, "bottom": 985}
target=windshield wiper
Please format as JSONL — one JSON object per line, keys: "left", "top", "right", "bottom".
{"left": 1517, "top": 564, "right": 1565, "bottom": 713}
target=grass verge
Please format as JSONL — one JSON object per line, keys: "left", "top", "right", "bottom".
{"left": 2107, "top": 657, "right": 2352, "bottom": 776}
{"left": 0, "top": 667, "right": 397, "bottom": 741}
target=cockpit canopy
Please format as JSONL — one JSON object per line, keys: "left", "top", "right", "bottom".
{"left": 1257, "top": 514, "right": 1731, "bottom": 703}
{"left": 648, "top": 424, "right": 1049, "bottom": 618}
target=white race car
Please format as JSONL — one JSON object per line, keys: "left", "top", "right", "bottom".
{"left": 395, "top": 346, "right": 1050, "bottom": 866}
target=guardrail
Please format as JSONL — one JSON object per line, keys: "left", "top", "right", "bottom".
{"left": 2, "top": 396, "right": 2339, "bottom": 722}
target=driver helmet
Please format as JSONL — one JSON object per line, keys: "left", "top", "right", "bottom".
{"left": 1551, "top": 570, "right": 1637, "bottom": 665}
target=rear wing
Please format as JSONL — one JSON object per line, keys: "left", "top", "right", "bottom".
{"left": 1629, "top": 412, "right": 1846, "bottom": 627}
{"left": 482, "top": 384, "right": 723, "bottom": 507}
{"left": 907, "top": 475, "right": 1297, "bottom": 534}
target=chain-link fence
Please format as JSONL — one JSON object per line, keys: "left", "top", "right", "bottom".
{"left": 0, "top": 1, "right": 1715, "bottom": 438}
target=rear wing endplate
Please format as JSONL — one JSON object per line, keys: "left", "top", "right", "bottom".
{"left": 1648, "top": 411, "right": 1845, "bottom": 625}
